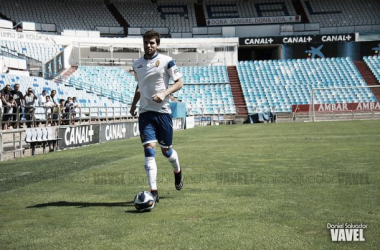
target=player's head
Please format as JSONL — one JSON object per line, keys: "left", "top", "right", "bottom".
{"left": 144, "top": 30, "right": 160, "bottom": 45}
{"left": 143, "top": 30, "right": 160, "bottom": 58}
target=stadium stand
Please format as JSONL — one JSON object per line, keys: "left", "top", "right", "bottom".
{"left": 173, "top": 83, "right": 236, "bottom": 115}
{"left": 69, "top": 65, "right": 235, "bottom": 115}
{"left": 170, "top": 65, "right": 230, "bottom": 84}
{"left": 113, "top": 0, "right": 198, "bottom": 33}
{"left": 301, "top": 0, "right": 380, "bottom": 27}
{"left": 0, "top": 40, "right": 63, "bottom": 63}
{"left": 354, "top": 58, "right": 380, "bottom": 101}
{"left": 237, "top": 58, "right": 377, "bottom": 113}
{"left": 0, "top": 73, "right": 127, "bottom": 121}
{"left": 203, "top": 0, "right": 297, "bottom": 19}
{"left": 171, "top": 65, "right": 236, "bottom": 115}
{"left": 0, "top": 0, "right": 119, "bottom": 31}
{"left": 69, "top": 66, "right": 137, "bottom": 104}
{"left": 2, "top": 0, "right": 378, "bottom": 37}
{"left": 363, "top": 56, "right": 380, "bottom": 83}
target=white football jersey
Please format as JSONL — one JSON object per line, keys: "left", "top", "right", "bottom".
{"left": 133, "top": 53, "right": 182, "bottom": 114}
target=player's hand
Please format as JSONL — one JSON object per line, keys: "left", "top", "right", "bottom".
{"left": 130, "top": 104, "right": 137, "bottom": 117}
{"left": 152, "top": 92, "right": 165, "bottom": 103}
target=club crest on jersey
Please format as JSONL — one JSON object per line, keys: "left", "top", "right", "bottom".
{"left": 155, "top": 60, "right": 160, "bottom": 67}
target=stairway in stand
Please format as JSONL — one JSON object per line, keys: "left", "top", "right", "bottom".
{"left": 354, "top": 60, "right": 380, "bottom": 101}
{"left": 194, "top": 2, "right": 206, "bottom": 27}
{"left": 292, "top": 0, "right": 309, "bottom": 23}
{"left": 62, "top": 66, "right": 78, "bottom": 78}
{"left": 106, "top": 3, "right": 129, "bottom": 36}
{"left": 227, "top": 66, "right": 248, "bottom": 116}
{"left": 54, "top": 66, "right": 78, "bottom": 85}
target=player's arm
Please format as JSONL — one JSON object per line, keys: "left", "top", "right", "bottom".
{"left": 152, "top": 59, "right": 183, "bottom": 103}
{"left": 152, "top": 78, "right": 183, "bottom": 103}
{"left": 164, "top": 77, "right": 183, "bottom": 96}
{"left": 130, "top": 85, "right": 140, "bottom": 117}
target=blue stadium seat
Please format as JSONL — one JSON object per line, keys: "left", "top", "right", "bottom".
{"left": 237, "top": 58, "right": 377, "bottom": 113}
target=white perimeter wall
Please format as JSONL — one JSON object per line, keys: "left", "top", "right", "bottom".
{"left": 0, "top": 29, "right": 239, "bottom": 67}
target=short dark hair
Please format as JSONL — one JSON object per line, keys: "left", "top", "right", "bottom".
{"left": 143, "top": 30, "right": 160, "bottom": 45}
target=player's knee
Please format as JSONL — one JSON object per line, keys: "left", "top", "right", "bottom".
{"left": 161, "top": 148, "right": 173, "bottom": 158}
{"left": 144, "top": 147, "right": 156, "bottom": 157}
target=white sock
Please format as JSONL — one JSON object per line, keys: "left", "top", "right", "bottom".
{"left": 168, "top": 149, "right": 181, "bottom": 173}
{"left": 144, "top": 157, "right": 157, "bottom": 190}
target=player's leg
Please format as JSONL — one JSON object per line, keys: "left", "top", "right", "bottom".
{"left": 161, "top": 147, "right": 183, "bottom": 191}
{"left": 143, "top": 143, "right": 159, "bottom": 202}
{"left": 156, "top": 113, "right": 183, "bottom": 191}
{"left": 139, "top": 112, "right": 159, "bottom": 202}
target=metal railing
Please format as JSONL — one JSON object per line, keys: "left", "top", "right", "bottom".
{"left": 57, "top": 76, "right": 131, "bottom": 104}
{"left": 0, "top": 105, "right": 132, "bottom": 130}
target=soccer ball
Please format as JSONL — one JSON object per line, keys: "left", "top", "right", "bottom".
{"left": 133, "top": 191, "right": 155, "bottom": 212}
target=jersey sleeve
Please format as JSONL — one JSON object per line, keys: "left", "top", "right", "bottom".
{"left": 166, "top": 59, "right": 182, "bottom": 82}
{"left": 133, "top": 69, "right": 138, "bottom": 82}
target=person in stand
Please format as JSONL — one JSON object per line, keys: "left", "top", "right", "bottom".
{"left": 11, "top": 83, "right": 24, "bottom": 128}
{"left": 24, "top": 87, "right": 37, "bottom": 128}
{"left": 130, "top": 30, "right": 184, "bottom": 203}
{"left": 50, "top": 90, "right": 57, "bottom": 105}
{"left": 64, "top": 96, "right": 72, "bottom": 124}
{"left": 4, "top": 95, "right": 17, "bottom": 129}
{"left": 50, "top": 90, "right": 58, "bottom": 125}
{"left": 38, "top": 89, "right": 47, "bottom": 106}
{"left": 58, "top": 99, "right": 66, "bottom": 125}
{"left": 72, "top": 96, "right": 80, "bottom": 124}
{"left": 44, "top": 95, "right": 56, "bottom": 126}
{"left": 1, "top": 84, "right": 12, "bottom": 130}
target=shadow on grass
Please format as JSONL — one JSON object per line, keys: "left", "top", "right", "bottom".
{"left": 27, "top": 197, "right": 170, "bottom": 209}
{"left": 125, "top": 210, "right": 152, "bottom": 214}
{"left": 26, "top": 201, "right": 134, "bottom": 208}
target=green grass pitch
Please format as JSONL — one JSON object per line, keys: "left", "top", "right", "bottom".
{"left": 0, "top": 120, "right": 379, "bottom": 249}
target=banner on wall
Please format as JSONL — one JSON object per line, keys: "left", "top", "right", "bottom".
{"left": 58, "top": 118, "right": 187, "bottom": 149}
{"left": 100, "top": 122, "right": 139, "bottom": 142}
{"left": 292, "top": 102, "right": 380, "bottom": 113}
{"left": 58, "top": 124, "right": 100, "bottom": 149}
{"left": 206, "top": 15, "right": 301, "bottom": 26}
{"left": 239, "top": 33, "right": 355, "bottom": 45}
{"left": 0, "top": 29, "right": 54, "bottom": 43}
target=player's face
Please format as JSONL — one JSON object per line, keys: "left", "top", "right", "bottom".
{"left": 144, "top": 37, "right": 159, "bottom": 58}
